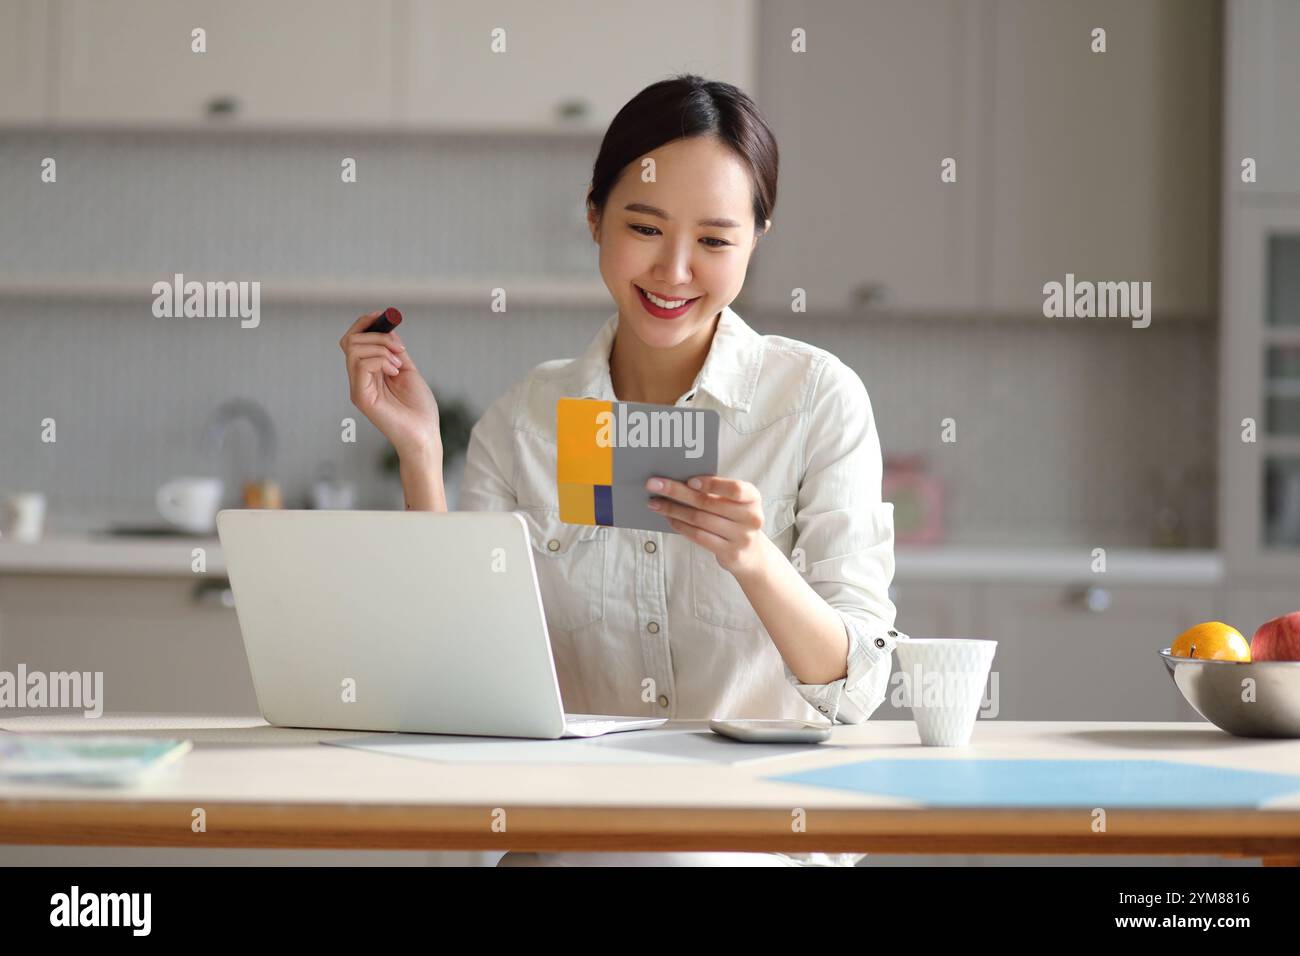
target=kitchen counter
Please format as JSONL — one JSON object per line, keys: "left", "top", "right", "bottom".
{"left": 0, "top": 533, "right": 1224, "bottom": 584}
{"left": 0, "top": 534, "right": 225, "bottom": 576}
{"left": 895, "top": 545, "right": 1223, "bottom": 585}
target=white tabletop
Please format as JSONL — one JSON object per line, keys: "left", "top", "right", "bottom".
{"left": 1, "top": 712, "right": 1296, "bottom": 809}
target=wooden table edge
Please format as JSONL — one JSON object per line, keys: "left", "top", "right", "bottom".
{"left": 2, "top": 800, "right": 1299, "bottom": 861}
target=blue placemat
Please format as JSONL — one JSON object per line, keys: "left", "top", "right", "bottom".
{"left": 766, "top": 759, "right": 1300, "bottom": 808}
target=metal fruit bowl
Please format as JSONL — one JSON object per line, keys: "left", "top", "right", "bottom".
{"left": 1160, "top": 648, "right": 1300, "bottom": 738}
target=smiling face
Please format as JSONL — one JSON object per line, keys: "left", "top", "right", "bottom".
{"left": 588, "top": 135, "right": 769, "bottom": 351}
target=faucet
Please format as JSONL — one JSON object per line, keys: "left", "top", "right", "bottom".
{"left": 202, "top": 398, "right": 278, "bottom": 505}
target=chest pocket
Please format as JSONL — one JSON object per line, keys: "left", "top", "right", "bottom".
{"left": 520, "top": 508, "right": 607, "bottom": 633}
{"left": 690, "top": 496, "right": 797, "bottom": 631}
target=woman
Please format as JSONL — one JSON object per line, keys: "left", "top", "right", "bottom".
{"left": 340, "top": 75, "right": 904, "bottom": 867}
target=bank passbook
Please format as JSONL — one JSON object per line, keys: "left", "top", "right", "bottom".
{"left": 557, "top": 397, "right": 720, "bottom": 534}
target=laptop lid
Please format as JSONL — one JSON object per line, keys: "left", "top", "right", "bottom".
{"left": 215, "top": 509, "right": 569, "bottom": 738}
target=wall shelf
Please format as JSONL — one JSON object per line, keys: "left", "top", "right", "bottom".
{"left": 0, "top": 275, "right": 611, "bottom": 309}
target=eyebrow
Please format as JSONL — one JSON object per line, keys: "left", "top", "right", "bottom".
{"left": 623, "top": 202, "right": 742, "bottom": 229}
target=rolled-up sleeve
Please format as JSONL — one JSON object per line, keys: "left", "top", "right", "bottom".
{"left": 783, "top": 356, "right": 904, "bottom": 724}
{"left": 458, "top": 384, "right": 520, "bottom": 513}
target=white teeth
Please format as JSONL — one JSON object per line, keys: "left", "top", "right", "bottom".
{"left": 640, "top": 287, "right": 691, "bottom": 309}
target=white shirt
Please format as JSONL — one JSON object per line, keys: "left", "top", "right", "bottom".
{"left": 459, "top": 304, "right": 905, "bottom": 726}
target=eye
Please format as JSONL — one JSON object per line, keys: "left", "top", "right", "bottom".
{"left": 628, "top": 224, "right": 731, "bottom": 248}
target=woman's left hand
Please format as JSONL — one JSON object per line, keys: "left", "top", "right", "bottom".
{"left": 645, "top": 475, "right": 771, "bottom": 579}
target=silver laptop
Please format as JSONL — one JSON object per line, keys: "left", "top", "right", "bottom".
{"left": 215, "top": 509, "right": 665, "bottom": 739}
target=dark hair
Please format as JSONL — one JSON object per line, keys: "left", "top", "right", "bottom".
{"left": 587, "top": 74, "right": 778, "bottom": 236}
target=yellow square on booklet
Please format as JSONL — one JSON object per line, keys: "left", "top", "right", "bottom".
{"left": 555, "top": 397, "right": 720, "bottom": 534}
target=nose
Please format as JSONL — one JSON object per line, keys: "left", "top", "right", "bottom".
{"left": 652, "top": 237, "right": 694, "bottom": 288}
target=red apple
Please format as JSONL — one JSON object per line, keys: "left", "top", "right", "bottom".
{"left": 1251, "top": 612, "right": 1300, "bottom": 661}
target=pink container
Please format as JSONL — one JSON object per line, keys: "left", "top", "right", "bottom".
{"left": 882, "top": 455, "right": 944, "bottom": 545}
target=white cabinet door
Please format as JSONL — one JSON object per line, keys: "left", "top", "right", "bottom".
{"left": 746, "top": 0, "right": 981, "bottom": 313}
{"left": 402, "top": 0, "right": 755, "bottom": 129}
{"left": 982, "top": 582, "right": 1215, "bottom": 721}
{"left": 56, "top": 0, "right": 396, "bottom": 125}
{"left": 890, "top": 580, "right": 981, "bottom": 640}
{"left": 986, "top": 0, "right": 1219, "bottom": 318}
{"left": 0, "top": 0, "right": 49, "bottom": 121}
{"left": 1225, "top": 0, "right": 1300, "bottom": 196}
{"left": 0, "top": 575, "right": 257, "bottom": 716}
{"left": 1224, "top": 588, "right": 1300, "bottom": 637}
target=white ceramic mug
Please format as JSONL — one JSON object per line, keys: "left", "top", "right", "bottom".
{"left": 893, "top": 638, "right": 998, "bottom": 747}
{"left": 156, "top": 478, "right": 224, "bottom": 534}
{"left": 1, "top": 492, "right": 47, "bottom": 542}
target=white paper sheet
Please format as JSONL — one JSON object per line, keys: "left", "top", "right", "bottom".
{"left": 325, "top": 727, "right": 828, "bottom": 766}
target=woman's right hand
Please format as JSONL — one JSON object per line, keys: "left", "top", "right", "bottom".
{"left": 340, "top": 311, "right": 441, "bottom": 458}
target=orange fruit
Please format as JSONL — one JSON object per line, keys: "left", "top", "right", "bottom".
{"left": 1171, "top": 622, "right": 1251, "bottom": 661}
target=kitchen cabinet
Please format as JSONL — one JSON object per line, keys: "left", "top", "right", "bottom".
{"left": 402, "top": 0, "right": 755, "bottom": 130}
{"left": 890, "top": 579, "right": 981, "bottom": 642}
{"left": 749, "top": 0, "right": 1218, "bottom": 318}
{"left": 886, "top": 564, "right": 1220, "bottom": 722}
{"left": 749, "top": 0, "right": 982, "bottom": 313}
{"left": 1219, "top": 195, "right": 1300, "bottom": 579}
{"left": 0, "top": 1, "right": 50, "bottom": 122}
{"left": 981, "top": 582, "right": 1214, "bottom": 721}
{"left": 1224, "top": 587, "right": 1300, "bottom": 636}
{"left": 0, "top": 574, "right": 257, "bottom": 716}
{"left": 54, "top": 0, "right": 397, "bottom": 126}
{"left": 1218, "top": 0, "right": 1300, "bottom": 582}
{"left": 38, "top": 0, "right": 753, "bottom": 130}
{"left": 1225, "top": 0, "right": 1300, "bottom": 197}
{"left": 986, "top": 0, "right": 1220, "bottom": 317}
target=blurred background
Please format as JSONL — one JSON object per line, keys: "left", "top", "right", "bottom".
{"left": 0, "top": 0, "right": 1297, "bottom": 864}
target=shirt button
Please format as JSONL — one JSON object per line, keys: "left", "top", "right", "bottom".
{"left": 888, "top": 629, "right": 898, "bottom": 637}
{"left": 643, "top": 540, "right": 657, "bottom": 553}
{"left": 547, "top": 539, "right": 560, "bottom": 552}
{"left": 875, "top": 637, "right": 887, "bottom": 648}
{"left": 647, "top": 621, "right": 660, "bottom": 634}
{"left": 657, "top": 695, "right": 670, "bottom": 708}
{"left": 819, "top": 705, "right": 829, "bottom": 713}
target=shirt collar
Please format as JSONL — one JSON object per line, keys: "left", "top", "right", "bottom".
{"left": 567, "top": 303, "right": 764, "bottom": 411}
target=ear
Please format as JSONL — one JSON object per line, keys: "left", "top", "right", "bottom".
{"left": 586, "top": 196, "right": 601, "bottom": 243}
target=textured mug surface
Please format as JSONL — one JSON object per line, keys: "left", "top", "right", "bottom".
{"left": 893, "top": 639, "right": 997, "bottom": 746}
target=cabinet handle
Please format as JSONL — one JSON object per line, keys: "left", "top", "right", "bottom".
{"left": 205, "top": 95, "right": 239, "bottom": 118}
{"left": 193, "top": 579, "right": 235, "bottom": 608}
{"left": 1066, "top": 584, "right": 1111, "bottom": 612}
{"left": 556, "top": 98, "right": 590, "bottom": 121}
{"left": 852, "top": 282, "right": 890, "bottom": 309}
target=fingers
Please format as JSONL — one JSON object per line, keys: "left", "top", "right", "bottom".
{"left": 349, "top": 357, "right": 400, "bottom": 406}
{"left": 389, "top": 332, "right": 417, "bottom": 372}
{"left": 664, "top": 515, "right": 730, "bottom": 551}
{"left": 645, "top": 477, "right": 760, "bottom": 526}
{"left": 348, "top": 351, "right": 403, "bottom": 401}
{"left": 347, "top": 344, "right": 404, "bottom": 380}
{"left": 343, "top": 331, "right": 405, "bottom": 356}
{"left": 687, "top": 475, "right": 757, "bottom": 502}
{"left": 356, "top": 354, "right": 401, "bottom": 378}
{"left": 648, "top": 496, "right": 737, "bottom": 539}
{"left": 340, "top": 312, "right": 407, "bottom": 354}
{"left": 342, "top": 310, "right": 382, "bottom": 338}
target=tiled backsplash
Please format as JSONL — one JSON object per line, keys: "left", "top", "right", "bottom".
{"left": 0, "top": 133, "right": 1216, "bottom": 546}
